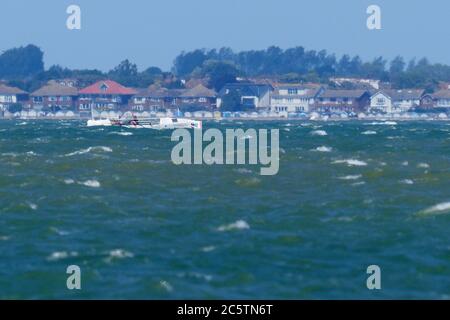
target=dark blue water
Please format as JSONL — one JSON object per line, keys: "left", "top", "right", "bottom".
{"left": 1, "top": 120, "right": 450, "bottom": 299}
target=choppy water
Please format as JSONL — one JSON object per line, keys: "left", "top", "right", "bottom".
{"left": 1, "top": 120, "right": 450, "bottom": 299}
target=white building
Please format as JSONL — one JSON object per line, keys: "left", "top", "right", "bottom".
{"left": 433, "top": 90, "right": 450, "bottom": 109}
{"left": 0, "top": 84, "right": 28, "bottom": 112}
{"left": 369, "top": 89, "right": 424, "bottom": 113}
{"left": 330, "top": 77, "right": 381, "bottom": 90}
{"left": 217, "top": 83, "right": 272, "bottom": 109}
{"left": 270, "top": 84, "right": 323, "bottom": 113}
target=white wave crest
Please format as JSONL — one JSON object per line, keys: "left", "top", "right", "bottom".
{"left": 362, "top": 131, "right": 377, "bottom": 135}
{"left": 217, "top": 220, "right": 250, "bottom": 232}
{"left": 313, "top": 146, "right": 332, "bottom": 152}
{"left": 79, "top": 180, "right": 101, "bottom": 188}
{"left": 65, "top": 146, "right": 113, "bottom": 157}
{"left": 47, "top": 251, "right": 78, "bottom": 261}
{"left": 418, "top": 202, "right": 450, "bottom": 216}
{"left": 108, "top": 249, "right": 134, "bottom": 259}
{"left": 64, "top": 179, "right": 75, "bottom": 185}
{"left": 311, "top": 130, "right": 328, "bottom": 136}
{"left": 110, "top": 132, "right": 133, "bottom": 136}
{"left": 338, "top": 175, "right": 362, "bottom": 180}
{"left": 366, "top": 121, "right": 397, "bottom": 126}
{"left": 332, "top": 159, "right": 368, "bottom": 167}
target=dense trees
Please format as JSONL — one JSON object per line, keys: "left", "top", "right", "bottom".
{"left": 0, "top": 45, "right": 44, "bottom": 79}
{"left": 191, "top": 60, "right": 240, "bottom": 91}
{"left": 2, "top": 44, "right": 450, "bottom": 93}
{"left": 173, "top": 46, "right": 450, "bottom": 91}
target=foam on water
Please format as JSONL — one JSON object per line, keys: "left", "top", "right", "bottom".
{"left": 160, "top": 280, "right": 174, "bottom": 293}
{"left": 362, "top": 131, "right": 377, "bottom": 135}
{"left": 332, "top": 159, "right": 368, "bottom": 167}
{"left": 366, "top": 121, "right": 398, "bottom": 126}
{"left": 201, "top": 246, "right": 216, "bottom": 252}
{"left": 311, "top": 130, "right": 328, "bottom": 136}
{"left": 217, "top": 220, "right": 250, "bottom": 232}
{"left": 313, "top": 146, "right": 332, "bottom": 152}
{"left": 79, "top": 180, "right": 101, "bottom": 188}
{"left": 47, "top": 251, "right": 78, "bottom": 261}
{"left": 108, "top": 249, "right": 134, "bottom": 259}
{"left": 64, "top": 146, "right": 113, "bottom": 157}
{"left": 110, "top": 132, "right": 133, "bottom": 136}
{"left": 338, "top": 175, "right": 362, "bottom": 180}
{"left": 418, "top": 202, "right": 450, "bottom": 216}
{"left": 64, "top": 179, "right": 75, "bottom": 185}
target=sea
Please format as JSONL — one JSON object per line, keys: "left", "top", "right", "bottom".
{"left": 1, "top": 119, "right": 450, "bottom": 299}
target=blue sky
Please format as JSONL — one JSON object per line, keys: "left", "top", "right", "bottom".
{"left": 0, "top": 0, "right": 448, "bottom": 71}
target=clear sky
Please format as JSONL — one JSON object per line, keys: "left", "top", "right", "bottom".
{"left": 0, "top": 0, "right": 448, "bottom": 71}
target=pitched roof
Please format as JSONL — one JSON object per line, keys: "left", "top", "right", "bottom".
{"left": 274, "top": 83, "right": 322, "bottom": 90}
{"left": 0, "top": 84, "right": 27, "bottom": 95}
{"left": 433, "top": 90, "right": 450, "bottom": 99}
{"left": 181, "top": 84, "right": 216, "bottom": 98}
{"left": 31, "top": 81, "right": 78, "bottom": 96}
{"left": 272, "top": 84, "right": 322, "bottom": 99}
{"left": 319, "top": 89, "right": 369, "bottom": 99}
{"left": 133, "top": 85, "right": 188, "bottom": 98}
{"left": 219, "top": 82, "right": 272, "bottom": 97}
{"left": 375, "top": 89, "right": 424, "bottom": 100}
{"left": 79, "top": 80, "right": 137, "bottom": 95}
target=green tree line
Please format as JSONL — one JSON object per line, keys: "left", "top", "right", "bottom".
{"left": 2, "top": 44, "right": 450, "bottom": 93}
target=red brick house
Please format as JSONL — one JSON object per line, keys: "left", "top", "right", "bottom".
{"left": 78, "top": 80, "right": 137, "bottom": 116}
{"left": 178, "top": 84, "right": 217, "bottom": 110}
{"left": 0, "top": 84, "right": 28, "bottom": 113}
{"left": 31, "top": 80, "right": 78, "bottom": 112}
{"left": 314, "top": 90, "right": 370, "bottom": 113}
{"left": 128, "top": 84, "right": 217, "bottom": 112}
{"left": 128, "top": 85, "right": 170, "bottom": 112}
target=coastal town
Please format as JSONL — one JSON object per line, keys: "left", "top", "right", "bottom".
{"left": 1, "top": 77, "right": 450, "bottom": 120}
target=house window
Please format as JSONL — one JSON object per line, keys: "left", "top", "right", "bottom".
{"left": 199, "top": 97, "right": 207, "bottom": 103}
{"left": 100, "top": 83, "right": 109, "bottom": 91}
{"left": 48, "top": 96, "right": 57, "bottom": 102}
{"left": 377, "top": 98, "right": 385, "bottom": 104}
{"left": 288, "top": 89, "right": 298, "bottom": 95}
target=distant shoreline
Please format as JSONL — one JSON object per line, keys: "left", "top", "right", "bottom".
{"left": 1, "top": 115, "right": 449, "bottom": 122}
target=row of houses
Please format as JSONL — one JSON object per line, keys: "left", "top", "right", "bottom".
{"left": 218, "top": 83, "right": 450, "bottom": 114}
{"left": 1, "top": 80, "right": 450, "bottom": 117}
{"left": 0, "top": 80, "right": 217, "bottom": 116}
